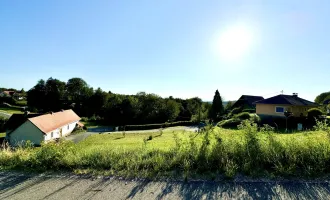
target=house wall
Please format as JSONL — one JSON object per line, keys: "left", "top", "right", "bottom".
{"left": 7, "top": 121, "right": 44, "bottom": 146}
{"left": 256, "top": 104, "right": 317, "bottom": 117}
{"left": 44, "top": 121, "right": 78, "bottom": 141}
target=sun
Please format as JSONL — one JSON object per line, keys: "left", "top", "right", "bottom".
{"left": 215, "top": 24, "right": 254, "bottom": 61}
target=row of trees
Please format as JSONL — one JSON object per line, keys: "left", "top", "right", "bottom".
{"left": 26, "top": 77, "right": 221, "bottom": 125}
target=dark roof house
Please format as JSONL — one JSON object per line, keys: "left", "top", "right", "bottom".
{"left": 231, "top": 95, "right": 264, "bottom": 109}
{"left": 254, "top": 93, "right": 319, "bottom": 106}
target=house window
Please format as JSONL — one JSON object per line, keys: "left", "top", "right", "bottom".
{"left": 275, "top": 106, "right": 285, "bottom": 113}
{"left": 67, "top": 125, "right": 69, "bottom": 130}
{"left": 51, "top": 132, "right": 53, "bottom": 138}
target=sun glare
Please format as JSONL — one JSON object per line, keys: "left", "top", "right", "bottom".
{"left": 215, "top": 24, "right": 254, "bottom": 61}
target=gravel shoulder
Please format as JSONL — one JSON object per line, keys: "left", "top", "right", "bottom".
{"left": 2, "top": 171, "right": 330, "bottom": 199}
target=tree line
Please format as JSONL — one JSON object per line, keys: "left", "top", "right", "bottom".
{"left": 26, "top": 77, "right": 225, "bottom": 125}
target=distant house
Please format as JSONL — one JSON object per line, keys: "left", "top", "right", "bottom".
{"left": 0, "top": 91, "right": 15, "bottom": 97}
{"left": 255, "top": 93, "right": 319, "bottom": 118}
{"left": 231, "top": 95, "right": 264, "bottom": 110}
{"left": 5, "top": 109, "right": 81, "bottom": 146}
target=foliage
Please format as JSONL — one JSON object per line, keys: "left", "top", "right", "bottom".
{"left": 242, "top": 108, "right": 255, "bottom": 113}
{"left": 0, "top": 116, "right": 8, "bottom": 132}
{"left": 307, "top": 108, "right": 324, "bottom": 119}
{"left": 230, "top": 107, "right": 242, "bottom": 115}
{"left": 234, "top": 112, "right": 251, "bottom": 120}
{"left": 209, "top": 90, "right": 224, "bottom": 121}
{"left": 224, "top": 101, "right": 233, "bottom": 112}
{"left": 3, "top": 127, "right": 330, "bottom": 178}
{"left": 217, "top": 118, "right": 241, "bottom": 128}
{"left": 315, "top": 91, "right": 330, "bottom": 104}
{"left": 26, "top": 77, "right": 211, "bottom": 125}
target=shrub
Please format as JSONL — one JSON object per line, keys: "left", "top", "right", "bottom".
{"left": 230, "top": 107, "right": 242, "bottom": 115}
{"left": 217, "top": 118, "right": 241, "bottom": 128}
{"left": 242, "top": 109, "right": 256, "bottom": 113}
{"left": 308, "top": 108, "right": 324, "bottom": 119}
{"left": 0, "top": 116, "right": 8, "bottom": 132}
{"left": 234, "top": 112, "right": 251, "bottom": 120}
{"left": 81, "top": 117, "right": 88, "bottom": 122}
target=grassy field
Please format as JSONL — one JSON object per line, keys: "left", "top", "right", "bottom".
{"left": 1, "top": 121, "right": 330, "bottom": 179}
{"left": 0, "top": 106, "right": 23, "bottom": 114}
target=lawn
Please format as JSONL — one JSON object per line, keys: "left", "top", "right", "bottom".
{"left": 1, "top": 121, "right": 330, "bottom": 179}
{"left": 0, "top": 106, "right": 23, "bottom": 114}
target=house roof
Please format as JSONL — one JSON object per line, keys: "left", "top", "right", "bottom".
{"left": 255, "top": 94, "right": 319, "bottom": 106}
{"left": 232, "top": 95, "right": 264, "bottom": 108}
{"left": 77, "top": 122, "right": 84, "bottom": 127}
{"left": 5, "top": 113, "right": 42, "bottom": 131}
{"left": 1, "top": 91, "right": 15, "bottom": 95}
{"left": 28, "top": 110, "right": 81, "bottom": 134}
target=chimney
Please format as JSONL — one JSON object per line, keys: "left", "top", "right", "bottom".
{"left": 292, "top": 93, "right": 298, "bottom": 98}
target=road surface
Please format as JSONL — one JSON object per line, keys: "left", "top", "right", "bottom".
{"left": 1, "top": 171, "right": 330, "bottom": 199}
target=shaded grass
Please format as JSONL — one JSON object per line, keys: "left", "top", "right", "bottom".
{"left": 0, "top": 106, "right": 23, "bottom": 114}
{"left": 1, "top": 123, "right": 330, "bottom": 179}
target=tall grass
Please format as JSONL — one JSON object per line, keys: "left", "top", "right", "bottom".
{"left": 1, "top": 121, "right": 330, "bottom": 179}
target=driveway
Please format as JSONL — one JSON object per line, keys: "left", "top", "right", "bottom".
{"left": 2, "top": 171, "right": 330, "bottom": 199}
{"left": 65, "top": 132, "right": 96, "bottom": 143}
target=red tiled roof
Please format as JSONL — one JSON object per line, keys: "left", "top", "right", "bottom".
{"left": 28, "top": 109, "right": 80, "bottom": 134}
{"left": 77, "top": 122, "right": 84, "bottom": 127}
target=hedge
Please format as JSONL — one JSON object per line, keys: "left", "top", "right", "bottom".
{"left": 120, "top": 121, "right": 196, "bottom": 131}
{"left": 242, "top": 108, "right": 255, "bottom": 113}
{"left": 234, "top": 112, "right": 251, "bottom": 120}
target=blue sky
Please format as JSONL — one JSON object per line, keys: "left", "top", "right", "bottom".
{"left": 0, "top": 0, "right": 329, "bottom": 101}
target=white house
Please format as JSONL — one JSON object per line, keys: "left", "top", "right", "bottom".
{"left": 5, "top": 109, "right": 81, "bottom": 146}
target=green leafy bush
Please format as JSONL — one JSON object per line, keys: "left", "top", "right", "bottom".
{"left": 81, "top": 117, "right": 88, "bottom": 122}
{"left": 242, "top": 109, "right": 255, "bottom": 113}
{"left": 308, "top": 108, "right": 324, "bottom": 119}
{"left": 217, "top": 118, "right": 241, "bottom": 128}
{"left": 0, "top": 116, "right": 8, "bottom": 132}
{"left": 230, "top": 107, "right": 242, "bottom": 115}
{"left": 234, "top": 112, "right": 251, "bottom": 120}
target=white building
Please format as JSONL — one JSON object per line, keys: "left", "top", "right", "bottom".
{"left": 6, "top": 109, "right": 81, "bottom": 146}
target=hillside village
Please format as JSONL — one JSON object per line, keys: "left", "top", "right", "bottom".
{"left": 1, "top": 81, "right": 330, "bottom": 146}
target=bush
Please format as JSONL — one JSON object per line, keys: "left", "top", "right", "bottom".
{"left": 308, "top": 108, "right": 324, "bottom": 119}
{"left": 234, "top": 112, "right": 251, "bottom": 120}
{"left": 81, "top": 117, "right": 88, "bottom": 122}
{"left": 242, "top": 109, "right": 255, "bottom": 113}
{"left": 230, "top": 107, "right": 242, "bottom": 115}
{"left": 0, "top": 116, "right": 8, "bottom": 132}
{"left": 217, "top": 118, "right": 241, "bottom": 128}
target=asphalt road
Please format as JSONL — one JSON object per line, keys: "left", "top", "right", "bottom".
{"left": 2, "top": 171, "right": 330, "bottom": 200}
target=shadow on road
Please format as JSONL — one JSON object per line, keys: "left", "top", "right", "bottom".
{"left": 2, "top": 172, "right": 330, "bottom": 199}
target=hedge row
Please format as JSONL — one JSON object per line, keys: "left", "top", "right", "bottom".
{"left": 120, "top": 121, "right": 196, "bottom": 131}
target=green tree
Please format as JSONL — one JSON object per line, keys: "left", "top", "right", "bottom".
{"left": 225, "top": 101, "right": 233, "bottom": 112}
{"left": 209, "top": 89, "right": 224, "bottom": 121}
{"left": 44, "top": 77, "right": 66, "bottom": 111}
{"left": 27, "top": 79, "right": 46, "bottom": 111}
{"left": 66, "top": 78, "right": 89, "bottom": 102}
{"left": 315, "top": 92, "right": 330, "bottom": 104}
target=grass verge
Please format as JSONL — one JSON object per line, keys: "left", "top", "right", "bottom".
{"left": 1, "top": 120, "right": 330, "bottom": 179}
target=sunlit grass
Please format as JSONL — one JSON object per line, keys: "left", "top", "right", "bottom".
{"left": 1, "top": 125, "right": 330, "bottom": 179}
